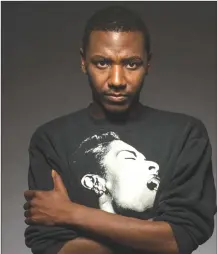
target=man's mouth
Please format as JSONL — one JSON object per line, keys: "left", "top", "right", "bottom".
{"left": 147, "top": 177, "right": 160, "bottom": 191}
{"left": 104, "top": 93, "right": 128, "bottom": 103}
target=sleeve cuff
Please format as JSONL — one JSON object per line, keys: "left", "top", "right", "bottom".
{"left": 153, "top": 217, "right": 197, "bottom": 254}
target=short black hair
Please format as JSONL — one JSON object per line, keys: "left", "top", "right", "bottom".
{"left": 82, "top": 5, "right": 151, "bottom": 56}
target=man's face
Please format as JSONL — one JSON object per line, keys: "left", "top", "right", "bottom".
{"left": 81, "top": 31, "right": 150, "bottom": 113}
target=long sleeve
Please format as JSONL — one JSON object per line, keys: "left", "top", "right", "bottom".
{"left": 153, "top": 119, "right": 216, "bottom": 254}
{"left": 24, "top": 127, "right": 78, "bottom": 254}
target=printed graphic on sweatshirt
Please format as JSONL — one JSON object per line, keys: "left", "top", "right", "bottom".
{"left": 73, "top": 131, "right": 160, "bottom": 214}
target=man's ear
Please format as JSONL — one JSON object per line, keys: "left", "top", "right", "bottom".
{"left": 80, "top": 48, "right": 87, "bottom": 74}
{"left": 145, "top": 52, "right": 152, "bottom": 75}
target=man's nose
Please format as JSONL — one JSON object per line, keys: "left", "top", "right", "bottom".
{"left": 108, "top": 65, "right": 126, "bottom": 89}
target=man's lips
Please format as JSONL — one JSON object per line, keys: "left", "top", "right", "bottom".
{"left": 105, "top": 93, "right": 128, "bottom": 97}
{"left": 104, "top": 93, "right": 128, "bottom": 103}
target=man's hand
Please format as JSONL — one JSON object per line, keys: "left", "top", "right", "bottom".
{"left": 24, "top": 170, "right": 75, "bottom": 226}
{"left": 24, "top": 170, "right": 178, "bottom": 253}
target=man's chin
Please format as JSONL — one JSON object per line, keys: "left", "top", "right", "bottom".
{"left": 103, "top": 103, "right": 130, "bottom": 115}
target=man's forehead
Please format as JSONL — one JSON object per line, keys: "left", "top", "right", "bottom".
{"left": 87, "top": 30, "right": 145, "bottom": 57}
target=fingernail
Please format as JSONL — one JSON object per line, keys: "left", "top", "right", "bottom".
{"left": 52, "top": 169, "right": 55, "bottom": 178}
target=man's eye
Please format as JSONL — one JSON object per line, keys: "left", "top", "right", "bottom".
{"left": 125, "top": 157, "right": 136, "bottom": 160}
{"left": 96, "top": 61, "right": 109, "bottom": 69}
{"left": 125, "top": 62, "right": 140, "bottom": 70}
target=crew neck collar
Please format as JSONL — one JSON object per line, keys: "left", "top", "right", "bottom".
{"left": 87, "top": 102, "right": 147, "bottom": 126}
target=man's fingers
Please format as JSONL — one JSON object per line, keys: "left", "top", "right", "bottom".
{"left": 24, "top": 207, "right": 37, "bottom": 223}
{"left": 23, "top": 201, "right": 31, "bottom": 210}
{"left": 24, "top": 190, "right": 36, "bottom": 201}
{"left": 25, "top": 218, "right": 37, "bottom": 225}
{"left": 52, "top": 169, "right": 67, "bottom": 194}
{"left": 24, "top": 209, "right": 31, "bottom": 218}
{"left": 25, "top": 218, "right": 31, "bottom": 225}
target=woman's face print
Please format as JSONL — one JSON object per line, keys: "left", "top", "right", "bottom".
{"left": 101, "top": 140, "right": 160, "bottom": 212}
{"left": 81, "top": 174, "right": 106, "bottom": 196}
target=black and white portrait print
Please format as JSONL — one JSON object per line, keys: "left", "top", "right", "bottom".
{"left": 73, "top": 131, "right": 160, "bottom": 214}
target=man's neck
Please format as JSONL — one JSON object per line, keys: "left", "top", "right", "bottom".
{"left": 89, "top": 101, "right": 144, "bottom": 123}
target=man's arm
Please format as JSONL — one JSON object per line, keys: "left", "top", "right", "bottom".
{"left": 55, "top": 238, "right": 113, "bottom": 254}
{"left": 25, "top": 170, "right": 178, "bottom": 254}
{"left": 66, "top": 119, "right": 216, "bottom": 254}
{"left": 67, "top": 204, "right": 178, "bottom": 254}
{"left": 58, "top": 238, "right": 115, "bottom": 254}
{"left": 25, "top": 128, "right": 117, "bottom": 254}
{"left": 25, "top": 119, "right": 216, "bottom": 254}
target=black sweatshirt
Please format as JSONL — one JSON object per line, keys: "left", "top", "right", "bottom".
{"left": 24, "top": 105, "right": 216, "bottom": 254}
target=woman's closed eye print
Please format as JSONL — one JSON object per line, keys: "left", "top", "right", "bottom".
{"left": 117, "top": 150, "right": 137, "bottom": 160}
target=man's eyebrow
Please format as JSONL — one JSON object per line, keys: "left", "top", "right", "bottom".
{"left": 123, "top": 56, "right": 143, "bottom": 61}
{"left": 121, "top": 57, "right": 144, "bottom": 64}
{"left": 90, "top": 55, "right": 112, "bottom": 63}
{"left": 90, "top": 55, "right": 143, "bottom": 60}
{"left": 90, "top": 55, "right": 107, "bottom": 59}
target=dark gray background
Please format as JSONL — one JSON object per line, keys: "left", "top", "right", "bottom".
{"left": 2, "top": 2, "right": 216, "bottom": 254}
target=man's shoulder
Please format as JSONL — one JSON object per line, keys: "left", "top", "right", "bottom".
{"left": 145, "top": 106, "right": 207, "bottom": 134}
{"left": 32, "top": 107, "right": 88, "bottom": 138}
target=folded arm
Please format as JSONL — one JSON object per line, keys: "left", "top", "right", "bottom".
{"left": 58, "top": 237, "right": 115, "bottom": 254}
{"left": 25, "top": 120, "right": 216, "bottom": 254}
{"left": 64, "top": 204, "right": 178, "bottom": 254}
{"left": 25, "top": 128, "right": 117, "bottom": 254}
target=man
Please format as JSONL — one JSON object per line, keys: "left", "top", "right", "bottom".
{"left": 24, "top": 5, "right": 216, "bottom": 254}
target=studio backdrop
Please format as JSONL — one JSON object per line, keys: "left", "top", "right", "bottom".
{"left": 2, "top": 2, "right": 216, "bottom": 254}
